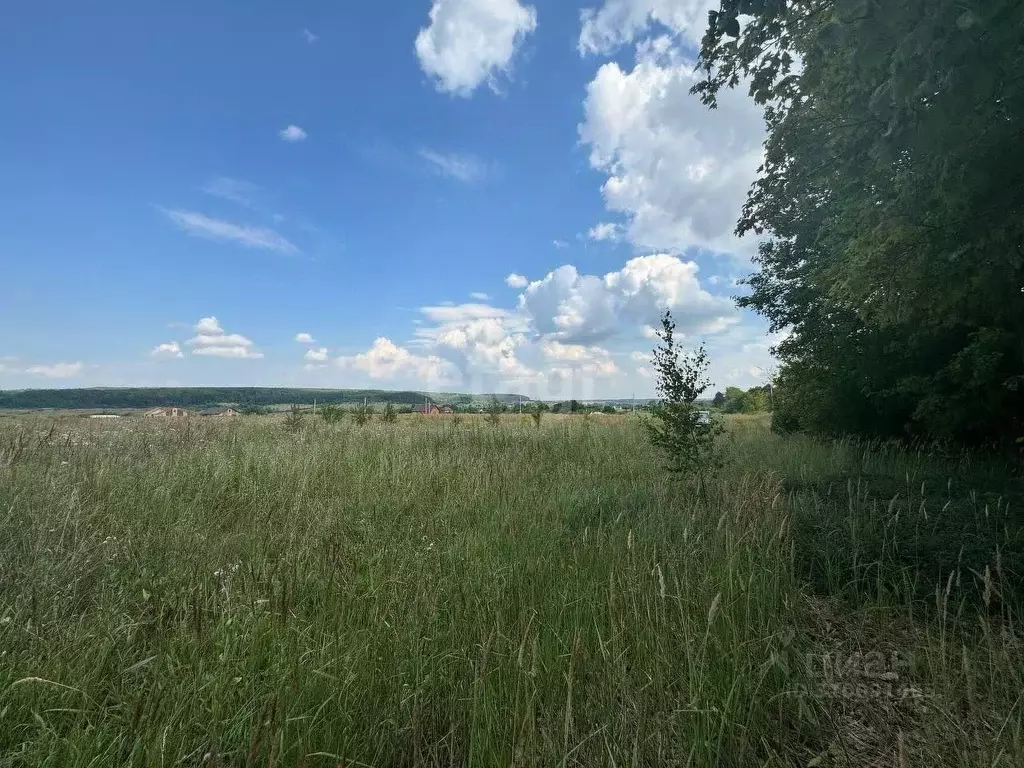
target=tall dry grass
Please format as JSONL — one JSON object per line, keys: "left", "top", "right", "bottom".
{"left": 0, "top": 414, "right": 1019, "bottom": 766}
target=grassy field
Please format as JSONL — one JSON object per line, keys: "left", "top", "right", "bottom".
{"left": 0, "top": 414, "right": 1021, "bottom": 766}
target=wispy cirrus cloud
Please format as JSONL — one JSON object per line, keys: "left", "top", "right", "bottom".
{"left": 302, "top": 28, "right": 318, "bottom": 44}
{"left": 162, "top": 209, "right": 298, "bottom": 254}
{"left": 201, "top": 177, "right": 289, "bottom": 225}
{"left": 419, "top": 149, "right": 489, "bottom": 183}
{"left": 202, "top": 177, "right": 261, "bottom": 209}
{"left": 26, "top": 361, "right": 85, "bottom": 379}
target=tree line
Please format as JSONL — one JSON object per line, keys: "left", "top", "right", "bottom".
{"left": 0, "top": 388, "right": 529, "bottom": 411}
{"left": 711, "top": 386, "right": 772, "bottom": 414}
{"left": 696, "top": 0, "right": 1023, "bottom": 446}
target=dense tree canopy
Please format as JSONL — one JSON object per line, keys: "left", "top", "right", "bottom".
{"left": 719, "top": 386, "right": 770, "bottom": 414}
{"left": 697, "top": 0, "right": 1024, "bottom": 444}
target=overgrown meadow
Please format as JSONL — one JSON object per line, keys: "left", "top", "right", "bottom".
{"left": 0, "top": 415, "right": 1021, "bottom": 766}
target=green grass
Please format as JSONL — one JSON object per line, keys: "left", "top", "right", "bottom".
{"left": 0, "top": 415, "right": 1021, "bottom": 766}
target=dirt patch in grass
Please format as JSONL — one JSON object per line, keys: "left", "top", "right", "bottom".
{"left": 798, "top": 597, "right": 925, "bottom": 767}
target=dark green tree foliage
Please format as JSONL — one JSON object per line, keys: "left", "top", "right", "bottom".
{"left": 550, "top": 400, "right": 582, "bottom": 414}
{"left": 645, "top": 311, "right": 722, "bottom": 475}
{"left": 353, "top": 403, "right": 373, "bottom": 426}
{"left": 0, "top": 388, "right": 531, "bottom": 411}
{"left": 721, "top": 386, "right": 770, "bottom": 414}
{"left": 695, "top": 0, "right": 1024, "bottom": 444}
{"left": 723, "top": 387, "right": 746, "bottom": 414}
{"left": 530, "top": 402, "right": 545, "bottom": 427}
{"left": 282, "top": 405, "right": 305, "bottom": 433}
{"left": 486, "top": 397, "right": 502, "bottom": 426}
{"left": 319, "top": 405, "right": 344, "bottom": 425}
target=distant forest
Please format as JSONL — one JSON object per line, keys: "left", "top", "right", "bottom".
{"left": 0, "top": 388, "right": 530, "bottom": 411}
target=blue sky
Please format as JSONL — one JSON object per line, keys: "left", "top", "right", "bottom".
{"left": 0, "top": 0, "right": 778, "bottom": 399}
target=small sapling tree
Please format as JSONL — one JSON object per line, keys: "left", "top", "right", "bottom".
{"left": 645, "top": 310, "right": 722, "bottom": 480}
{"left": 530, "top": 402, "right": 545, "bottom": 427}
{"left": 319, "top": 404, "right": 344, "bottom": 424}
{"left": 353, "top": 402, "right": 374, "bottom": 426}
{"left": 486, "top": 397, "right": 502, "bottom": 426}
{"left": 283, "top": 405, "right": 305, "bottom": 433}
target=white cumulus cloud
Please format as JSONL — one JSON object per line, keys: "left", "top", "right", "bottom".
{"left": 192, "top": 346, "right": 260, "bottom": 359}
{"left": 294, "top": 332, "right": 315, "bottom": 344}
{"left": 337, "top": 337, "right": 452, "bottom": 383}
{"left": 579, "top": 0, "right": 714, "bottom": 55}
{"left": 415, "top": 0, "right": 537, "bottom": 96}
{"left": 187, "top": 317, "right": 263, "bottom": 359}
{"left": 305, "top": 347, "right": 329, "bottom": 363}
{"left": 420, "top": 302, "right": 512, "bottom": 325}
{"left": 543, "top": 341, "right": 619, "bottom": 377}
{"left": 428, "top": 315, "right": 535, "bottom": 383}
{"left": 519, "top": 254, "right": 736, "bottom": 344}
{"left": 280, "top": 125, "right": 308, "bottom": 142}
{"left": 505, "top": 272, "right": 529, "bottom": 288}
{"left": 578, "top": 37, "right": 764, "bottom": 257}
{"left": 331, "top": 253, "right": 755, "bottom": 397}
{"left": 407, "top": 301, "right": 535, "bottom": 386}
{"left": 520, "top": 266, "right": 619, "bottom": 342}
{"left": 588, "top": 222, "right": 622, "bottom": 242}
{"left": 151, "top": 342, "right": 183, "bottom": 358}
{"left": 196, "top": 317, "right": 222, "bottom": 334}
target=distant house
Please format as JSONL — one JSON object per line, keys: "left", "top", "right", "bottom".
{"left": 197, "top": 407, "right": 240, "bottom": 418}
{"left": 144, "top": 407, "right": 190, "bottom": 418}
{"left": 412, "top": 403, "right": 454, "bottom": 415}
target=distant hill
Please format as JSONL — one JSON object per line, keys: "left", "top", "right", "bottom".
{"left": 0, "top": 388, "right": 531, "bottom": 411}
